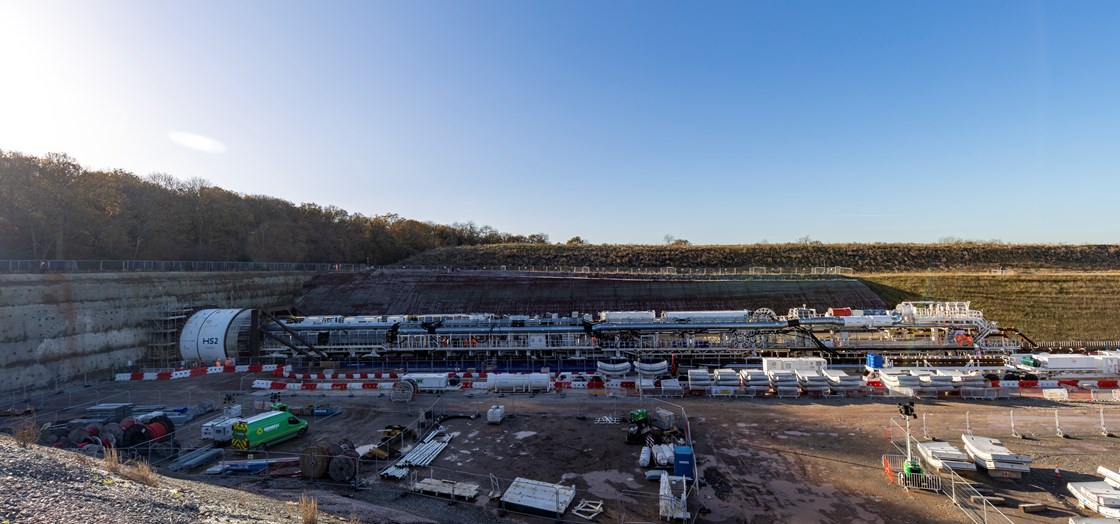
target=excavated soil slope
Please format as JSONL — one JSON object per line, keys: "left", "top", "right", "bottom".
{"left": 296, "top": 269, "right": 886, "bottom": 315}
{"left": 861, "top": 272, "right": 1120, "bottom": 342}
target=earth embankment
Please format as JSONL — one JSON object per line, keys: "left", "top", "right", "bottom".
{"left": 398, "top": 243, "right": 1120, "bottom": 272}
{"left": 861, "top": 272, "right": 1120, "bottom": 342}
{"left": 296, "top": 269, "right": 887, "bottom": 316}
{"left": 297, "top": 269, "right": 1120, "bottom": 342}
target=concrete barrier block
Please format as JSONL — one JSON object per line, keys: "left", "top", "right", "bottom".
{"left": 970, "top": 495, "right": 1005, "bottom": 505}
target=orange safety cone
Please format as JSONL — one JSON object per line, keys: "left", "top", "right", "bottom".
{"left": 1054, "top": 467, "right": 1061, "bottom": 478}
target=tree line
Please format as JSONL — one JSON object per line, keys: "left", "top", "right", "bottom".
{"left": 0, "top": 150, "right": 548, "bottom": 263}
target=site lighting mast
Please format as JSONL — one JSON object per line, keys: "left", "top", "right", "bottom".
{"left": 898, "top": 401, "right": 921, "bottom": 475}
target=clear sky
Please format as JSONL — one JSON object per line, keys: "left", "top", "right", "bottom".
{"left": 2, "top": 1, "right": 1118, "bottom": 245}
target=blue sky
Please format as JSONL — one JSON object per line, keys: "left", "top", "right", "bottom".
{"left": 2, "top": 1, "right": 1118, "bottom": 245}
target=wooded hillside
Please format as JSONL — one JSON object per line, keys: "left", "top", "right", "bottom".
{"left": 0, "top": 151, "right": 546, "bottom": 263}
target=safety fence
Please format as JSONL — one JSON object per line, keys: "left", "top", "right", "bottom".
{"left": 105, "top": 363, "right": 1120, "bottom": 410}
{"left": 1036, "top": 340, "right": 1120, "bottom": 350}
{"left": 115, "top": 363, "right": 281, "bottom": 382}
{"left": 433, "top": 395, "right": 701, "bottom": 523}
{"left": 3, "top": 259, "right": 858, "bottom": 277}
{"left": 1, "top": 368, "right": 119, "bottom": 402}
{"left": 899, "top": 406, "right": 1120, "bottom": 444}
{"left": 886, "top": 419, "right": 1014, "bottom": 524}
{"left": 941, "top": 469, "right": 1015, "bottom": 524}
{"left": 399, "top": 464, "right": 687, "bottom": 523}
{"left": 1, "top": 259, "right": 363, "bottom": 274}
{"left": 5, "top": 387, "right": 697, "bottom": 524}
{"left": 376, "top": 264, "right": 859, "bottom": 279}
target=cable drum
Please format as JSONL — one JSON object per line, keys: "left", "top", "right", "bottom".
{"left": 68, "top": 428, "right": 91, "bottom": 444}
{"left": 121, "top": 415, "right": 175, "bottom": 448}
{"left": 101, "top": 422, "right": 124, "bottom": 444}
{"left": 300, "top": 443, "right": 332, "bottom": 479}
{"left": 328, "top": 450, "right": 360, "bottom": 482}
{"left": 390, "top": 380, "right": 417, "bottom": 402}
{"left": 97, "top": 433, "right": 117, "bottom": 448}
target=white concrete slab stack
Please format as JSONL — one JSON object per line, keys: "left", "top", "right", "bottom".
{"left": 501, "top": 477, "right": 576, "bottom": 518}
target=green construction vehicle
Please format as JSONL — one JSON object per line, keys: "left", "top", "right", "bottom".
{"left": 626, "top": 409, "right": 652, "bottom": 444}
{"left": 230, "top": 410, "right": 308, "bottom": 451}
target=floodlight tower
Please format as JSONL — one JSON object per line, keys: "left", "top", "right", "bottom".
{"left": 898, "top": 402, "right": 922, "bottom": 475}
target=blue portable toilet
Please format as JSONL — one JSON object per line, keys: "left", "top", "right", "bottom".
{"left": 673, "top": 446, "right": 694, "bottom": 480}
{"left": 866, "top": 354, "right": 884, "bottom": 369}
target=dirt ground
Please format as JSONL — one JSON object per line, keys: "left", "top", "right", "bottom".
{"left": 8, "top": 374, "right": 1120, "bottom": 523}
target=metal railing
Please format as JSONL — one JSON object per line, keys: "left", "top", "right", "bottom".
{"left": 1, "top": 259, "right": 365, "bottom": 274}
{"left": 372, "top": 264, "right": 860, "bottom": 278}
{"left": 941, "top": 468, "right": 1014, "bottom": 524}
{"left": 887, "top": 418, "right": 1013, "bottom": 524}
{"left": 1037, "top": 340, "right": 1120, "bottom": 349}
{"left": 896, "top": 470, "right": 942, "bottom": 491}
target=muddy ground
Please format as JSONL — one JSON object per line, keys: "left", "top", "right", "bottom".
{"left": 7, "top": 374, "right": 1120, "bottom": 523}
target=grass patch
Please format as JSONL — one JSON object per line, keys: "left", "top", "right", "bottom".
{"left": 102, "top": 447, "right": 160, "bottom": 487}
{"left": 299, "top": 493, "right": 318, "bottom": 524}
{"left": 861, "top": 273, "right": 1120, "bottom": 342}
{"left": 13, "top": 416, "right": 38, "bottom": 448}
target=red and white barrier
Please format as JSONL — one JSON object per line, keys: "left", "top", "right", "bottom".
{"left": 249, "top": 380, "right": 400, "bottom": 391}
{"left": 115, "top": 363, "right": 281, "bottom": 381}
{"left": 286, "top": 372, "right": 401, "bottom": 380}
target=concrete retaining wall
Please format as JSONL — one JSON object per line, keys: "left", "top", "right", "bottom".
{"left": 0, "top": 272, "right": 314, "bottom": 393}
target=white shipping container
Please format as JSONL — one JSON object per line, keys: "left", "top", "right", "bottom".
{"left": 403, "top": 373, "right": 451, "bottom": 390}
{"left": 1037, "top": 354, "right": 1103, "bottom": 371}
{"left": 201, "top": 417, "right": 243, "bottom": 442}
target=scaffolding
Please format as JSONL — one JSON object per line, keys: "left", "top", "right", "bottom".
{"left": 148, "top": 301, "right": 193, "bottom": 367}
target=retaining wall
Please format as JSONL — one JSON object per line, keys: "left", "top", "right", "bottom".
{"left": 0, "top": 271, "right": 314, "bottom": 393}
